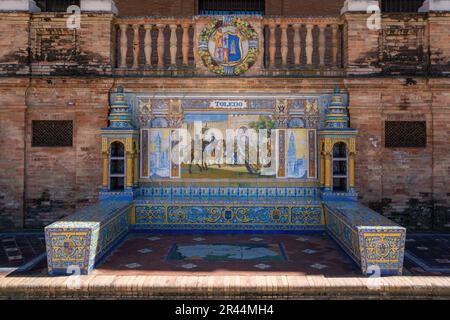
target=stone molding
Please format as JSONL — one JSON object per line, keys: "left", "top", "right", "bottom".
{"left": 341, "top": 0, "right": 380, "bottom": 14}
{"left": 419, "top": 0, "right": 450, "bottom": 12}
{"left": 0, "top": 0, "right": 40, "bottom": 12}
{"left": 81, "top": 0, "right": 118, "bottom": 14}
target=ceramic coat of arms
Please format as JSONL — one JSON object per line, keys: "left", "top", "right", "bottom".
{"left": 199, "top": 16, "right": 259, "bottom": 76}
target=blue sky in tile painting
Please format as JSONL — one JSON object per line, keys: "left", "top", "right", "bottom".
{"left": 184, "top": 114, "right": 229, "bottom": 122}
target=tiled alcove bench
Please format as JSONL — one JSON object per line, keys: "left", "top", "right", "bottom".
{"left": 325, "top": 202, "right": 406, "bottom": 276}
{"left": 45, "top": 201, "right": 133, "bottom": 275}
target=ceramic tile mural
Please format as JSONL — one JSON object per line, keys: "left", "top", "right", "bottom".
{"left": 180, "top": 113, "right": 277, "bottom": 180}
{"left": 286, "top": 129, "right": 308, "bottom": 179}
{"left": 148, "top": 129, "right": 171, "bottom": 178}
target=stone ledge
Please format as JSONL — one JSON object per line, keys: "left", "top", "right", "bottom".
{"left": 0, "top": 274, "right": 449, "bottom": 299}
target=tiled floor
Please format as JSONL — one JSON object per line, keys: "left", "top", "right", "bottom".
{"left": 3, "top": 232, "right": 450, "bottom": 277}
{"left": 95, "top": 233, "right": 360, "bottom": 276}
{"left": 0, "top": 233, "right": 46, "bottom": 269}
{"left": 404, "top": 233, "right": 450, "bottom": 275}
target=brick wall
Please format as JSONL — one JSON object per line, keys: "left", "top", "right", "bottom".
{"left": 0, "top": 7, "right": 450, "bottom": 231}
{"left": 266, "top": 0, "right": 344, "bottom": 16}
{"left": 0, "top": 13, "right": 30, "bottom": 75}
{"left": 116, "top": 0, "right": 196, "bottom": 16}
{"left": 29, "top": 13, "right": 115, "bottom": 76}
{"left": 428, "top": 13, "right": 450, "bottom": 75}
{"left": 0, "top": 78, "right": 27, "bottom": 229}
{"left": 346, "top": 78, "right": 450, "bottom": 230}
{"left": 23, "top": 78, "right": 112, "bottom": 229}
{"left": 115, "top": 0, "right": 344, "bottom": 17}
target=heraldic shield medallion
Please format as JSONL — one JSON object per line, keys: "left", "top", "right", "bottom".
{"left": 199, "top": 16, "right": 259, "bottom": 76}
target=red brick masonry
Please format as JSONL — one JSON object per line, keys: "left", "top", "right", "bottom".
{"left": 1, "top": 272, "right": 449, "bottom": 299}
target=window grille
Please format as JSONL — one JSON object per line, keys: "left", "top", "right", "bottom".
{"left": 385, "top": 121, "right": 426, "bottom": 148}
{"left": 35, "top": 0, "right": 80, "bottom": 12}
{"left": 198, "top": 0, "right": 265, "bottom": 15}
{"left": 381, "top": 0, "right": 424, "bottom": 13}
{"left": 32, "top": 120, "right": 73, "bottom": 147}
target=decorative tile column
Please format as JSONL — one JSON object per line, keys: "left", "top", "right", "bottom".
{"left": 100, "top": 86, "right": 139, "bottom": 201}
{"left": 319, "top": 87, "right": 358, "bottom": 201}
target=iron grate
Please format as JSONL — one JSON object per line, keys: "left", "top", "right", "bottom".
{"left": 35, "top": 0, "right": 80, "bottom": 12}
{"left": 198, "top": 0, "right": 265, "bottom": 15}
{"left": 381, "top": 0, "right": 424, "bottom": 13}
{"left": 385, "top": 121, "right": 426, "bottom": 148}
{"left": 32, "top": 120, "right": 73, "bottom": 147}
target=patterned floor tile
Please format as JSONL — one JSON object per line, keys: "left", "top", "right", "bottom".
{"left": 405, "top": 234, "right": 450, "bottom": 275}
{"left": 92, "top": 233, "right": 360, "bottom": 276}
{"left": 125, "top": 263, "right": 142, "bottom": 269}
{"left": 0, "top": 233, "right": 46, "bottom": 268}
{"left": 436, "top": 259, "right": 450, "bottom": 264}
{"left": 181, "top": 263, "right": 197, "bottom": 270}
{"left": 138, "top": 248, "right": 153, "bottom": 254}
{"left": 310, "top": 263, "right": 328, "bottom": 270}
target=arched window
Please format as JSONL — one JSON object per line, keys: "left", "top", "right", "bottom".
{"left": 332, "top": 142, "right": 348, "bottom": 192}
{"left": 109, "top": 142, "right": 125, "bottom": 191}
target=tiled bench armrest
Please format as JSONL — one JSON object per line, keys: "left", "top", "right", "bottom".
{"left": 325, "top": 202, "right": 406, "bottom": 276}
{"left": 45, "top": 201, "right": 132, "bottom": 275}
